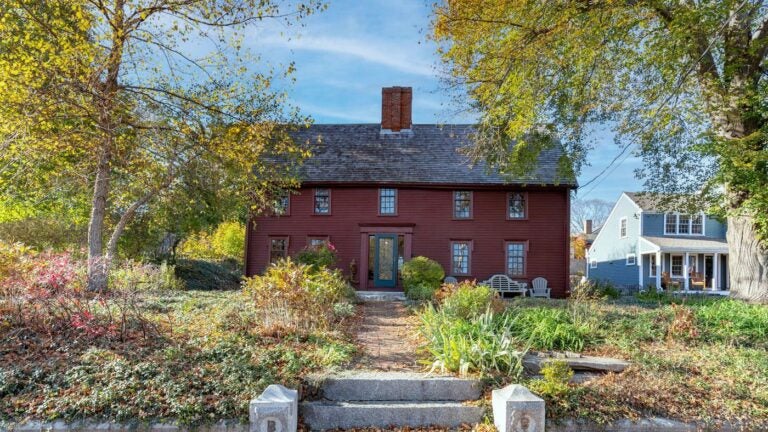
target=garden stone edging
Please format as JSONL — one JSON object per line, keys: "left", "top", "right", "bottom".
{"left": 547, "top": 417, "right": 743, "bottom": 432}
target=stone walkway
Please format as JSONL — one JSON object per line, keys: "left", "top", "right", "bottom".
{"left": 353, "top": 301, "right": 420, "bottom": 371}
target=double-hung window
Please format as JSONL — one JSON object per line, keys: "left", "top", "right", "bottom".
{"left": 273, "top": 193, "right": 290, "bottom": 216}
{"left": 677, "top": 214, "right": 690, "bottom": 234}
{"left": 507, "top": 192, "right": 526, "bottom": 219}
{"left": 379, "top": 188, "right": 397, "bottom": 215}
{"left": 671, "top": 255, "right": 683, "bottom": 277}
{"left": 665, "top": 213, "right": 705, "bottom": 235}
{"left": 453, "top": 191, "right": 472, "bottom": 219}
{"left": 691, "top": 215, "right": 703, "bottom": 234}
{"left": 619, "top": 217, "right": 627, "bottom": 238}
{"left": 314, "top": 188, "right": 331, "bottom": 214}
{"left": 450, "top": 241, "right": 471, "bottom": 276}
{"left": 665, "top": 214, "right": 677, "bottom": 234}
{"left": 269, "top": 237, "right": 289, "bottom": 263}
{"left": 506, "top": 241, "right": 527, "bottom": 277}
{"left": 626, "top": 253, "right": 636, "bottom": 266}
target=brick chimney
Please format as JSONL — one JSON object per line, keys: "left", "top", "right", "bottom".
{"left": 584, "top": 219, "right": 593, "bottom": 235}
{"left": 381, "top": 86, "right": 412, "bottom": 133}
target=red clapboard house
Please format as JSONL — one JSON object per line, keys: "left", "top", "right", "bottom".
{"left": 245, "top": 87, "right": 576, "bottom": 298}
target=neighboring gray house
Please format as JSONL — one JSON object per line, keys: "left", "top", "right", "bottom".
{"left": 586, "top": 192, "right": 729, "bottom": 291}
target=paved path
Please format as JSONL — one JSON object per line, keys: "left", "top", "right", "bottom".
{"left": 353, "top": 301, "right": 420, "bottom": 371}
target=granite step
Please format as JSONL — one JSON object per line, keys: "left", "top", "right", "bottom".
{"left": 309, "top": 371, "right": 482, "bottom": 402}
{"left": 300, "top": 400, "right": 484, "bottom": 430}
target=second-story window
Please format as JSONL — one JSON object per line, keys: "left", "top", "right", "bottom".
{"left": 620, "top": 217, "right": 627, "bottom": 238}
{"left": 691, "top": 214, "right": 703, "bottom": 234}
{"left": 314, "top": 188, "right": 330, "bottom": 214}
{"left": 453, "top": 191, "right": 472, "bottom": 219}
{"left": 665, "top": 214, "right": 677, "bottom": 234}
{"left": 678, "top": 214, "right": 690, "bottom": 234}
{"left": 507, "top": 192, "right": 526, "bottom": 219}
{"left": 273, "top": 193, "right": 289, "bottom": 216}
{"left": 379, "top": 188, "right": 397, "bottom": 215}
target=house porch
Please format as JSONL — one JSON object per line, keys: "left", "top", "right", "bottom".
{"left": 638, "top": 236, "right": 729, "bottom": 292}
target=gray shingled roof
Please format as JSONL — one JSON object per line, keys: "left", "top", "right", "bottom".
{"left": 290, "top": 124, "right": 575, "bottom": 186}
{"left": 625, "top": 192, "right": 703, "bottom": 213}
{"left": 641, "top": 236, "right": 728, "bottom": 253}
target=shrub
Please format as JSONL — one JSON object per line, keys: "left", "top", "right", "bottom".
{"left": 407, "top": 282, "right": 438, "bottom": 301}
{"left": 571, "top": 279, "right": 620, "bottom": 301}
{"left": 174, "top": 259, "right": 241, "bottom": 291}
{"left": 529, "top": 360, "right": 574, "bottom": 397}
{"left": 179, "top": 221, "right": 245, "bottom": 263}
{"left": 294, "top": 242, "right": 338, "bottom": 270}
{"left": 243, "top": 258, "right": 355, "bottom": 334}
{"left": 332, "top": 302, "right": 356, "bottom": 319}
{"left": 110, "top": 261, "right": 183, "bottom": 291}
{"left": 694, "top": 299, "right": 768, "bottom": 347}
{"left": 440, "top": 281, "right": 501, "bottom": 320}
{"left": 401, "top": 256, "right": 444, "bottom": 299}
{"left": 418, "top": 305, "right": 524, "bottom": 376}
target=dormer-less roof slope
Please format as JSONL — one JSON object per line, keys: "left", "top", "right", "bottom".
{"left": 291, "top": 124, "right": 576, "bottom": 187}
{"left": 624, "top": 191, "right": 708, "bottom": 213}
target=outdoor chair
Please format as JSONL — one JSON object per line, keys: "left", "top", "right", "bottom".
{"left": 482, "top": 274, "right": 527, "bottom": 298}
{"left": 690, "top": 272, "right": 706, "bottom": 290}
{"left": 662, "top": 272, "right": 681, "bottom": 291}
{"left": 530, "top": 277, "right": 551, "bottom": 298}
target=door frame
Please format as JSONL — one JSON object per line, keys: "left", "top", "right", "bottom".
{"left": 359, "top": 224, "right": 414, "bottom": 290}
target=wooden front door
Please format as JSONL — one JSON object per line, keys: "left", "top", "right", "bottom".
{"left": 373, "top": 234, "right": 398, "bottom": 288}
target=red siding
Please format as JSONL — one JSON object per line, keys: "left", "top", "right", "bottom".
{"left": 246, "top": 186, "right": 571, "bottom": 298}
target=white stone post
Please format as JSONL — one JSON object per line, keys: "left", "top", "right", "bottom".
{"left": 714, "top": 253, "right": 720, "bottom": 290}
{"left": 492, "top": 384, "right": 545, "bottom": 432}
{"left": 249, "top": 385, "right": 298, "bottom": 432}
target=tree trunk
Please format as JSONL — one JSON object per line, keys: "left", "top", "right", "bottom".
{"left": 727, "top": 215, "right": 768, "bottom": 303}
{"left": 87, "top": 147, "right": 111, "bottom": 292}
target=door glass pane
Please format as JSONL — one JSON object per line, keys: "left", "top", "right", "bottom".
{"left": 378, "top": 237, "right": 394, "bottom": 281}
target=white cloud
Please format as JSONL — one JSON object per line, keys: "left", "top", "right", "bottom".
{"left": 260, "top": 35, "right": 435, "bottom": 77}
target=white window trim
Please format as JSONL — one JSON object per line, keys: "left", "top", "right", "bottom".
{"left": 664, "top": 213, "right": 706, "bottom": 236}
{"left": 649, "top": 254, "right": 657, "bottom": 277}
{"left": 619, "top": 217, "right": 628, "bottom": 238}
{"left": 590, "top": 259, "right": 597, "bottom": 269}
{"left": 626, "top": 253, "right": 636, "bottom": 266}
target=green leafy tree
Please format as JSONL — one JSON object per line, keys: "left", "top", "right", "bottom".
{"left": 0, "top": 1, "right": 322, "bottom": 290}
{"left": 433, "top": 0, "right": 768, "bottom": 302}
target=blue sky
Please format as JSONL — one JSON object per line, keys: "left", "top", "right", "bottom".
{"left": 249, "top": 0, "right": 642, "bottom": 204}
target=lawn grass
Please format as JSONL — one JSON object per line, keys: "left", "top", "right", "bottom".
{"left": 0, "top": 290, "right": 356, "bottom": 425}
{"left": 417, "top": 294, "right": 768, "bottom": 428}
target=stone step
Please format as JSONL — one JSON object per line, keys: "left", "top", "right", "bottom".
{"left": 310, "top": 371, "right": 483, "bottom": 401}
{"left": 300, "top": 401, "right": 484, "bottom": 430}
{"left": 355, "top": 291, "right": 406, "bottom": 302}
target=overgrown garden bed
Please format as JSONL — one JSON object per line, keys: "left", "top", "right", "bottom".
{"left": 416, "top": 281, "right": 768, "bottom": 428}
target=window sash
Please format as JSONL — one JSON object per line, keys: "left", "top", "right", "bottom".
{"left": 507, "top": 193, "right": 526, "bottom": 219}
{"left": 620, "top": 218, "right": 627, "bottom": 238}
{"left": 691, "top": 215, "right": 703, "bottom": 234}
{"left": 678, "top": 215, "right": 690, "bottom": 234}
{"left": 506, "top": 242, "right": 526, "bottom": 277}
{"left": 269, "top": 238, "right": 288, "bottom": 263}
{"left": 665, "top": 214, "right": 678, "bottom": 234}
{"left": 626, "top": 254, "right": 636, "bottom": 266}
{"left": 671, "top": 255, "right": 683, "bottom": 277}
{"left": 379, "top": 188, "right": 397, "bottom": 214}
{"left": 273, "top": 194, "right": 289, "bottom": 215}
{"left": 649, "top": 255, "right": 657, "bottom": 277}
{"left": 453, "top": 191, "right": 472, "bottom": 218}
{"left": 314, "top": 189, "right": 330, "bottom": 214}
{"left": 451, "top": 242, "right": 470, "bottom": 275}
{"left": 590, "top": 259, "right": 597, "bottom": 269}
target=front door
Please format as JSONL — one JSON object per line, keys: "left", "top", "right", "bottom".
{"left": 704, "top": 255, "right": 714, "bottom": 288}
{"left": 373, "top": 234, "right": 398, "bottom": 288}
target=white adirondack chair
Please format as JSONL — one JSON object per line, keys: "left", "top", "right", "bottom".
{"left": 530, "top": 277, "right": 551, "bottom": 298}
{"left": 482, "top": 274, "right": 527, "bottom": 297}
{"left": 443, "top": 276, "right": 458, "bottom": 285}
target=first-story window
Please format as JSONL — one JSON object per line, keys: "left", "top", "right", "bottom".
{"left": 671, "top": 255, "right": 683, "bottom": 277}
{"left": 308, "top": 237, "right": 329, "bottom": 247}
{"left": 451, "top": 241, "right": 471, "bottom": 275}
{"left": 649, "top": 254, "right": 657, "bottom": 277}
{"left": 453, "top": 191, "right": 472, "bottom": 219}
{"left": 314, "top": 188, "right": 330, "bottom": 214}
{"left": 626, "top": 253, "right": 636, "bottom": 266}
{"left": 379, "top": 188, "right": 397, "bottom": 215}
{"left": 506, "top": 241, "right": 527, "bottom": 277}
{"left": 590, "top": 259, "right": 597, "bottom": 269}
{"left": 269, "top": 237, "right": 289, "bottom": 263}
{"left": 507, "top": 192, "right": 526, "bottom": 219}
